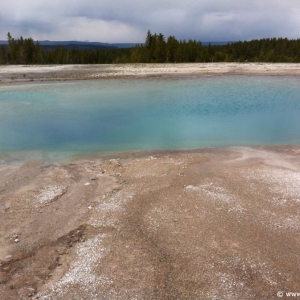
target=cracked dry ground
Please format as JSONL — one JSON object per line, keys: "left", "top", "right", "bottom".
{"left": 1, "top": 146, "right": 300, "bottom": 299}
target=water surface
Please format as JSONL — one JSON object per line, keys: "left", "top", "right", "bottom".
{"left": 0, "top": 76, "right": 300, "bottom": 159}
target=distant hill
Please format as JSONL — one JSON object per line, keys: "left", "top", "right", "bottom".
{"left": 201, "top": 41, "right": 236, "bottom": 46}
{"left": 0, "top": 40, "right": 138, "bottom": 50}
{"left": 0, "top": 40, "right": 234, "bottom": 50}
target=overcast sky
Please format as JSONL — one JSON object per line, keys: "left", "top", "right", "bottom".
{"left": 1, "top": 0, "right": 300, "bottom": 43}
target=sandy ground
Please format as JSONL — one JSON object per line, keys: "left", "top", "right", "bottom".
{"left": 0, "top": 146, "right": 300, "bottom": 299}
{"left": 1, "top": 63, "right": 300, "bottom": 83}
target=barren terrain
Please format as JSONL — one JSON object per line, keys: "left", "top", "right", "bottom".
{"left": 2, "top": 63, "right": 300, "bottom": 83}
{"left": 1, "top": 146, "right": 300, "bottom": 299}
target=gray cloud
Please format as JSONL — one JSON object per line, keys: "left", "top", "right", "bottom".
{"left": 1, "top": 0, "right": 300, "bottom": 42}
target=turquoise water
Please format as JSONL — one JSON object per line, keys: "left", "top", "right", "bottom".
{"left": 0, "top": 76, "right": 300, "bottom": 158}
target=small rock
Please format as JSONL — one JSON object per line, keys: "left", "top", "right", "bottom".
{"left": 84, "top": 182, "right": 90, "bottom": 186}
{"left": 5, "top": 255, "right": 13, "bottom": 262}
{"left": 88, "top": 206, "right": 92, "bottom": 209}
{"left": 14, "top": 238, "right": 19, "bottom": 243}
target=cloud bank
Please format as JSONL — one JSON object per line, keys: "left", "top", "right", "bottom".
{"left": 1, "top": 0, "right": 300, "bottom": 42}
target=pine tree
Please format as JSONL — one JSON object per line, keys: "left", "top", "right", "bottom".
{"left": 154, "top": 33, "right": 166, "bottom": 62}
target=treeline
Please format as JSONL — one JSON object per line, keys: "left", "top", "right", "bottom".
{"left": 1, "top": 30, "right": 300, "bottom": 64}
{"left": 0, "top": 33, "right": 131, "bottom": 64}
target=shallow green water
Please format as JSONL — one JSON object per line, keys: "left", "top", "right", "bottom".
{"left": 0, "top": 76, "right": 300, "bottom": 159}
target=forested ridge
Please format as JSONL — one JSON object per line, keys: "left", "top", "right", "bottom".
{"left": 1, "top": 30, "right": 300, "bottom": 64}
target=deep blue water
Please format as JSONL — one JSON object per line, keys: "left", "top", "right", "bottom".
{"left": 0, "top": 76, "right": 300, "bottom": 158}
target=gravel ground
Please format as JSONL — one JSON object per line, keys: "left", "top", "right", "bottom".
{"left": 0, "top": 146, "right": 300, "bottom": 299}
{"left": 2, "top": 63, "right": 300, "bottom": 84}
